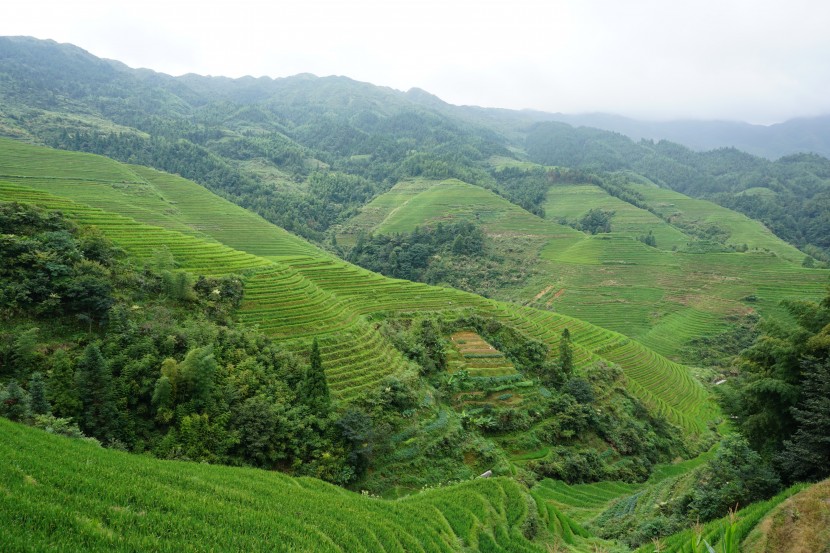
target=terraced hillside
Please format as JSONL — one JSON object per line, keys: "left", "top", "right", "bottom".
{"left": 337, "top": 177, "right": 583, "bottom": 257}
{"left": 340, "top": 171, "right": 828, "bottom": 362}
{"left": 543, "top": 182, "right": 691, "bottom": 251}
{"left": 0, "top": 140, "right": 717, "bottom": 435}
{"left": 0, "top": 418, "right": 549, "bottom": 553}
{"left": 539, "top": 178, "right": 829, "bottom": 356}
{"left": 0, "top": 137, "right": 324, "bottom": 260}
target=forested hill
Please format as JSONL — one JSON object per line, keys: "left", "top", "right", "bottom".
{"left": 0, "top": 36, "right": 508, "bottom": 241}
{"left": 1, "top": 36, "right": 830, "bottom": 261}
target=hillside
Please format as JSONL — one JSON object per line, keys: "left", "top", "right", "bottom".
{"left": 526, "top": 122, "right": 830, "bottom": 260}
{"left": 0, "top": 418, "right": 548, "bottom": 552}
{"left": 0, "top": 139, "right": 717, "bottom": 478}
{"left": 3, "top": 36, "right": 829, "bottom": 265}
{"left": 335, "top": 169, "right": 828, "bottom": 364}
{"left": 2, "top": 37, "right": 829, "bottom": 552}
{"left": 532, "top": 112, "right": 830, "bottom": 160}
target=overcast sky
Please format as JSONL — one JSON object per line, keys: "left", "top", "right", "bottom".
{"left": 4, "top": 0, "right": 830, "bottom": 124}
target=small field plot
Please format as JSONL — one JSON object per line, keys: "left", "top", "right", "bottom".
{"left": 544, "top": 183, "right": 691, "bottom": 250}
{"left": 449, "top": 331, "right": 517, "bottom": 378}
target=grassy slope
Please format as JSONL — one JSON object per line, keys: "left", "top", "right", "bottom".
{"left": 540, "top": 179, "right": 828, "bottom": 358}
{"left": 0, "top": 418, "right": 546, "bottom": 553}
{"left": 0, "top": 138, "right": 716, "bottom": 436}
{"left": 339, "top": 170, "right": 827, "bottom": 363}
{"left": 742, "top": 479, "right": 830, "bottom": 553}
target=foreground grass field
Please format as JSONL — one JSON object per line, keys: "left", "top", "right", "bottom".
{"left": 0, "top": 419, "right": 547, "bottom": 552}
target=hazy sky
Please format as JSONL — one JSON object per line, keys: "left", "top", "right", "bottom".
{"left": 4, "top": 0, "right": 830, "bottom": 124}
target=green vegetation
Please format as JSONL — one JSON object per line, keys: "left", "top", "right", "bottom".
{"left": 2, "top": 38, "right": 829, "bottom": 551}
{"left": 526, "top": 122, "right": 830, "bottom": 260}
{"left": 742, "top": 478, "right": 830, "bottom": 553}
{"left": 0, "top": 418, "right": 549, "bottom": 553}
{"left": 720, "top": 286, "right": 830, "bottom": 482}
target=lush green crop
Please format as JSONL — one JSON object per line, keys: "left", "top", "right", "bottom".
{"left": 0, "top": 139, "right": 721, "bottom": 437}
{"left": 0, "top": 418, "right": 548, "bottom": 552}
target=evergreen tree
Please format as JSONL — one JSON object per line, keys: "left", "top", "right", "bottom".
{"left": 28, "top": 371, "right": 50, "bottom": 415}
{"left": 178, "top": 347, "right": 216, "bottom": 413}
{"left": 417, "top": 319, "right": 447, "bottom": 374}
{"left": 11, "top": 327, "right": 39, "bottom": 377}
{"left": 777, "top": 357, "right": 830, "bottom": 482}
{"left": 47, "top": 349, "right": 80, "bottom": 419}
{"left": 300, "top": 339, "right": 330, "bottom": 414}
{"left": 0, "top": 380, "right": 31, "bottom": 421}
{"left": 560, "top": 328, "right": 574, "bottom": 377}
{"left": 75, "top": 343, "right": 116, "bottom": 440}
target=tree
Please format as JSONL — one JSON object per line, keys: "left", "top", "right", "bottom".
{"left": 151, "top": 375, "right": 174, "bottom": 424}
{"left": 578, "top": 209, "right": 613, "bottom": 234}
{"left": 11, "top": 327, "right": 40, "bottom": 377}
{"left": 417, "top": 318, "right": 447, "bottom": 374}
{"left": 28, "top": 371, "right": 50, "bottom": 415}
{"left": 723, "top": 292, "right": 830, "bottom": 457}
{"left": 560, "top": 328, "right": 574, "bottom": 377}
{"left": 777, "top": 357, "right": 830, "bottom": 482}
{"left": 0, "top": 380, "right": 31, "bottom": 421}
{"left": 299, "top": 339, "right": 330, "bottom": 414}
{"left": 233, "top": 395, "right": 287, "bottom": 467}
{"left": 689, "top": 435, "right": 780, "bottom": 521}
{"left": 178, "top": 347, "right": 217, "bottom": 413}
{"left": 75, "top": 343, "right": 116, "bottom": 440}
{"left": 47, "top": 349, "right": 80, "bottom": 419}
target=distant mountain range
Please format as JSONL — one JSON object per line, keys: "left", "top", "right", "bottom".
{"left": 518, "top": 112, "right": 830, "bottom": 160}
{"left": 1, "top": 35, "right": 828, "bottom": 260}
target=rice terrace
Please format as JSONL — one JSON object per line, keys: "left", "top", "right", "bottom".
{"left": 1, "top": 34, "right": 829, "bottom": 553}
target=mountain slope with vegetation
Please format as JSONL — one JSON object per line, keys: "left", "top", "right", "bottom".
{"left": 0, "top": 140, "right": 717, "bottom": 495}
{"left": 333, "top": 166, "right": 828, "bottom": 367}
{"left": 2, "top": 36, "right": 829, "bottom": 552}
{"left": 0, "top": 418, "right": 550, "bottom": 553}
{"left": 526, "top": 122, "right": 830, "bottom": 261}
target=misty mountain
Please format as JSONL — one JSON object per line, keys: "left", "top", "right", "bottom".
{"left": 535, "top": 112, "right": 830, "bottom": 160}
{"left": 1, "top": 36, "right": 829, "bottom": 260}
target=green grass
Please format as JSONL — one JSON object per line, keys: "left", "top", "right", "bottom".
{"left": 0, "top": 418, "right": 548, "bottom": 552}
{"left": 636, "top": 183, "right": 806, "bottom": 262}
{"left": 544, "top": 183, "right": 691, "bottom": 251}
{"left": 534, "top": 479, "right": 645, "bottom": 524}
{"left": 0, "top": 139, "right": 720, "bottom": 436}
{"left": 336, "top": 172, "right": 828, "bottom": 366}
{"left": 632, "top": 484, "right": 809, "bottom": 553}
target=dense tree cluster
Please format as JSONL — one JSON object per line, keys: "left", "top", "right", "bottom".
{"left": 0, "top": 202, "right": 117, "bottom": 324}
{"left": 721, "top": 286, "right": 830, "bottom": 482}
{"left": 0, "top": 204, "right": 367, "bottom": 484}
{"left": 347, "top": 221, "right": 486, "bottom": 282}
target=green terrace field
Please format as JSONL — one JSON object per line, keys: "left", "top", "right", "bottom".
{"left": 337, "top": 177, "right": 583, "bottom": 251}
{"left": 533, "top": 479, "right": 644, "bottom": 524}
{"left": 336, "top": 173, "right": 829, "bottom": 363}
{"left": 0, "top": 137, "right": 322, "bottom": 261}
{"left": 543, "top": 183, "right": 691, "bottom": 251}
{"left": 0, "top": 418, "right": 550, "bottom": 553}
{"left": 534, "top": 179, "right": 829, "bottom": 360}
{"left": 446, "top": 332, "right": 541, "bottom": 413}
{"left": 635, "top": 183, "right": 807, "bottom": 263}
{"left": 0, "top": 140, "right": 717, "bottom": 435}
